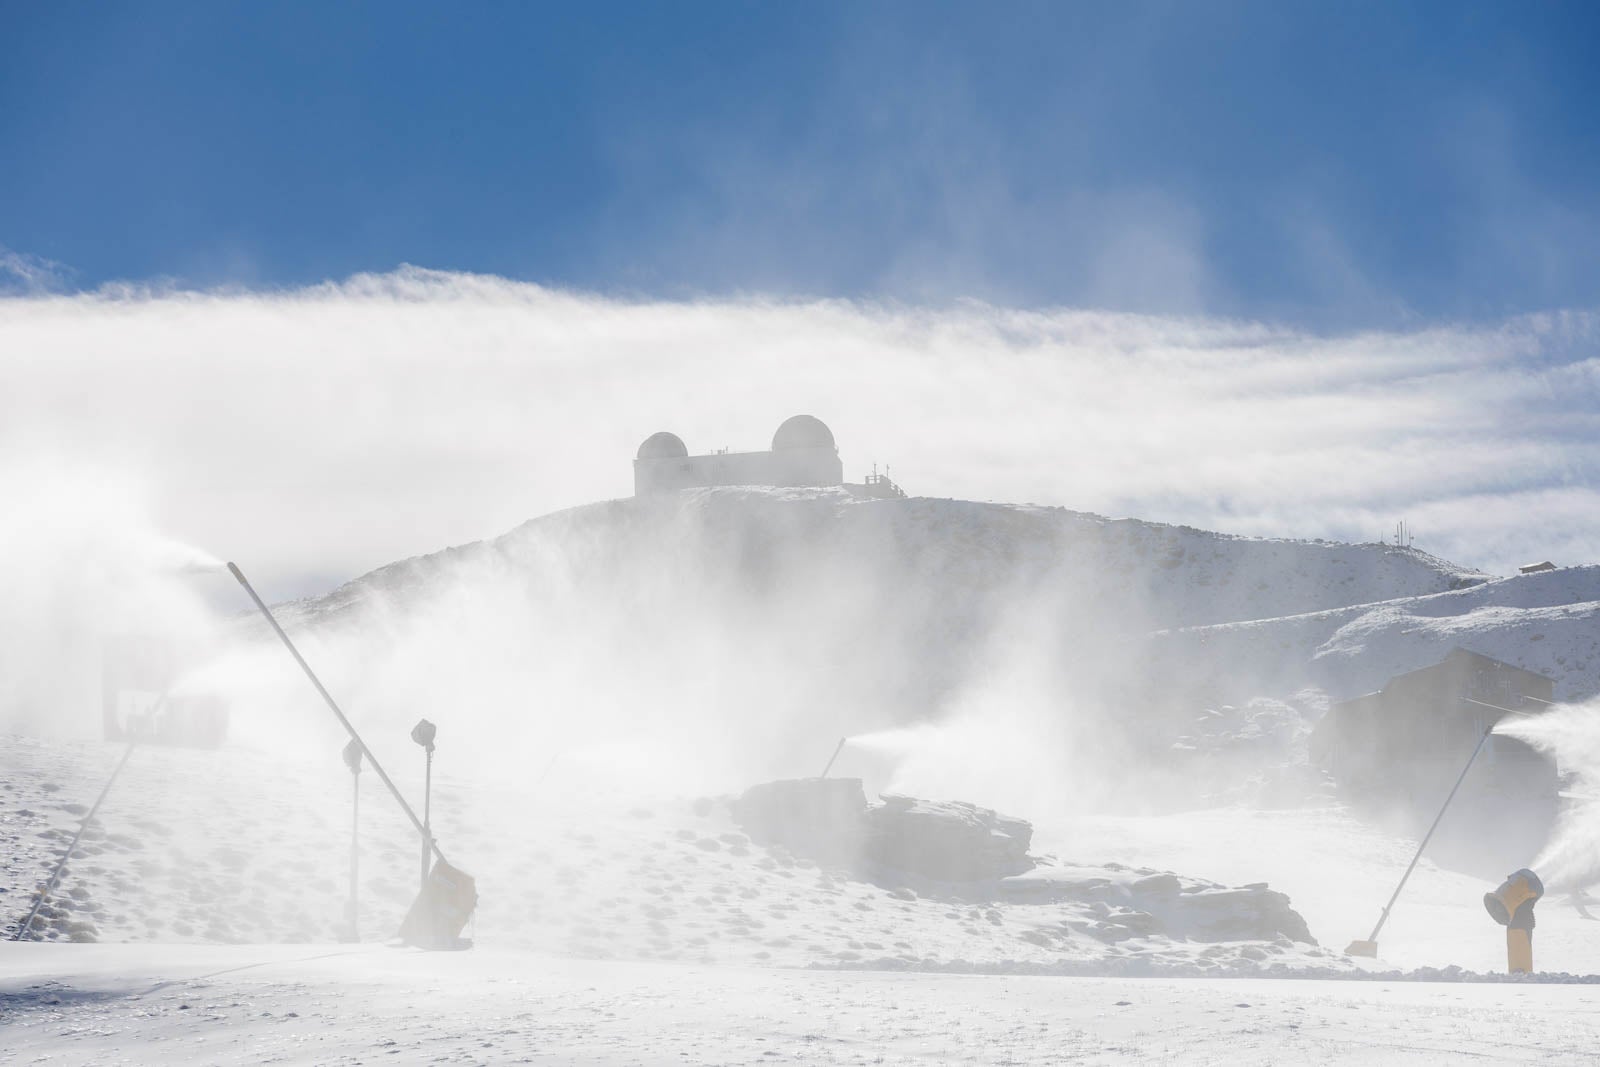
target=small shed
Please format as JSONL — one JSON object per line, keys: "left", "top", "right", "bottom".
{"left": 1519, "top": 561, "right": 1557, "bottom": 575}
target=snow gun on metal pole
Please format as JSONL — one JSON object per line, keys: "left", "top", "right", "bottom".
{"left": 1346, "top": 700, "right": 1530, "bottom": 959}
{"left": 227, "top": 562, "right": 447, "bottom": 869}
{"left": 10, "top": 705, "right": 156, "bottom": 941}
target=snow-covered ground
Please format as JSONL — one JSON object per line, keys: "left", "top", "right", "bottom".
{"left": 0, "top": 738, "right": 1342, "bottom": 974}
{"left": 7, "top": 735, "right": 1600, "bottom": 978}
{"left": 7, "top": 944, "right": 1600, "bottom": 1065}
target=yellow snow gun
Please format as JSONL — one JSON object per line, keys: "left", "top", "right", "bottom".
{"left": 1484, "top": 868, "right": 1543, "bottom": 974}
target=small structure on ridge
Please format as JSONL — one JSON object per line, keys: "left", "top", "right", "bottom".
{"left": 634, "top": 415, "right": 904, "bottom": 498}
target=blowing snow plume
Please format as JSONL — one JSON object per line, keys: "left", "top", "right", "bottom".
{"left": 1496, "top": 701, "right": 1600, "bottom": 892}
{"left": 205, "top": 485, "right": 1480, "bottom": 822}
{"left": 201, "top": 487, "right": 1168, "bottom": 806}
{"left": 0, "top": 462, "right": 225, "bottom": 738}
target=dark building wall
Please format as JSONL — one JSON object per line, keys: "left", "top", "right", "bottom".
{"left": 1315, "top": 649, "right": 1555, "bottom": 797}
{"left": 1313, "top": 649, "right": 1558, "bottom": 873}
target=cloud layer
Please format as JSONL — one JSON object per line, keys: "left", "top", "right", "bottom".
{"left": 3, "top": 268, "right": 1598, "bottom": 602}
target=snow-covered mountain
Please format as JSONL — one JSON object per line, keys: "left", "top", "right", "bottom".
{"left": 1153, "top": 565, "right": 1600, "bottom": 707}
{"left": 264, "top": 487, "right": 1507, "bottom": 735}
{"left": 222, "top": 486, "right": 1600, "bottom": 822}
{"left": 286, "top": 486, "right": 1488, "bottom": 640}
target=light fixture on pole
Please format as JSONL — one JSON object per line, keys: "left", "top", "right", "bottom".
{"left": 411, "top": 718, "right": 437, "bottom": 893}
{"left": 341, "top": 738, "right": 363, "bottom": 942}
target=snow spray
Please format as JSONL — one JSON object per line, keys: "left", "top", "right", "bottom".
{"left": 1496, "top": 700, "right": 1600, "bottom": 890}
{"left": 0, "top": 462, "right": 227, "bottom": 738}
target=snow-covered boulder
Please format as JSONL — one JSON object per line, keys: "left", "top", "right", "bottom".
{"left": 731, "top": 778, "right": 1035, "bottom": 882}
{"left": 729, "top": 776, "right": 869, "bottom": 863}
{"left": 1000, "top": 864, "right": 1316, "bottom": 944}
{"left": 864, "top": 795, "right": 1034, "bottom": 881}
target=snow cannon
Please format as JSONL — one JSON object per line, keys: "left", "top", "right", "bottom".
{"left": 399, "top": 859, "right": 478, "bottom": 950}
{"left": 1484, "top": 868, "right": 1543, "bottom": 974}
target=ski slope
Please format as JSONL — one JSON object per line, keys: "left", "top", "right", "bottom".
{"left": 7, "top": 944, "right": 1600, "bottom": 1065}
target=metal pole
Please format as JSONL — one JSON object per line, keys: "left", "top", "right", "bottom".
{"left": 1363, "top": 722, "right": 1495, "bottom": 944}
{"left": 12, "top": 733, "right": 142, "bottom": 940}
{"left": 819, "top": 737, "right": 847, "bottom": 779}
{"left": 420, "top": 747, "right": 433, "bottom": 891}
{"left": 349, "top": 766, "right": 360, "bottom": 941}
{"left": 1464, "top": 697, "right": 1544, "bottom": 715}
{"left": 228, "top": 562, "right": 448, "bottom": 868}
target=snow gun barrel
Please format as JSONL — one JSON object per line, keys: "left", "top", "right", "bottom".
{"left": 227, "top": 561, "right": 448, "bottom": 868}
{"left": 819, "top": 737, "right": 847, "bottom": 779}
{"left": 1347, "top": 717, "right": 1497, "bottom": 958}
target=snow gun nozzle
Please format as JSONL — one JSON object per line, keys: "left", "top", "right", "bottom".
{"left": 1484, "top": 868, "right": 1543, "bottom": 927}
{"left": 1486, "top": 868, "right": 1543, "bottom": 974}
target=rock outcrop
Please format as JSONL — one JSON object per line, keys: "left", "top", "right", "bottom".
{"left": 999, "top": 864, "right": 1316, "bottom": 945}
{"left": 729, "top": 779, "right": 1314, "bottom": 946}
{"left": 732, "top": 778, "right": 1035, "bottom": 883}
{"left": 865, "top": 795, "right": 1033, "bottom": 882}
{"left": 729, "top": 777, "right": 869, "bottom": 865}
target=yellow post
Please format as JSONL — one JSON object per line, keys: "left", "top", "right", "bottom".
{"left": 1507, "top": 927, "right": 1533, "bottom": 974}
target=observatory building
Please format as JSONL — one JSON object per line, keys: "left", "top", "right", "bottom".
{"left": 635, "top": 415, "right": 847, "bottom": 495}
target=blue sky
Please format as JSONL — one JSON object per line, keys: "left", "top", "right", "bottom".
{"left": 4, "top": 1, "right": 1598, "bottom": 325}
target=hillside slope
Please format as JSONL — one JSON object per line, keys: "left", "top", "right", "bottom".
{"left": 1152, "top": 565, "right": 1600, "bottom": 707}
{"left": 283, "top": 487, "right": 1483, "bottom": 637}
{"left": 216, "top": 487, "right": 1541, "bottom": 801}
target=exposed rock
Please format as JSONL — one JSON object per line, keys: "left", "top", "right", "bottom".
{"left": 731, "top": 778, "right": 1034, "bottom": 883}
{"left": 864, "top": 795, "right": 1033, "bottom": 882}
{"left": 730, "top": 778, "right": 868, "bottom": 865}
{"left": 999, "top": 864, "right": 1316, "bottom": 945}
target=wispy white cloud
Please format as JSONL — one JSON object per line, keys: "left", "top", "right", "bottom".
{"left": 0, "top": 246, "right": 72, "bottom": 294}
{"left": 1, "top": 268, "right": 1598, "bottom": 603}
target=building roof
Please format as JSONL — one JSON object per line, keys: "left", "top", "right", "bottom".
{"left": 1334, "top": 647, "right": 1553, "bottom": 711}
{"left": 1437, "top": 646, "right": 1552, "bottom": 685}
{"left": 637, "top": 431, "right": 688, "bottom": 460}
{"left": 771, "top": 414, "right": 835, "bottom": 452}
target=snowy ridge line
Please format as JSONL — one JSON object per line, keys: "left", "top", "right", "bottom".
{"left": 1148, "top": 562, "right": 1600, "bottom": 710}
{"left": 271, "top": 486, "right": 1483, "bottom": 635}
{"left": 1149, "top": 586, "right": 1472, "bottom": 639}
{"left": 823, "top": 958, "right": 1600, "bottom": 983}
{"left": 1154, "top": 563, "right": 1600, "bottom": 639}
